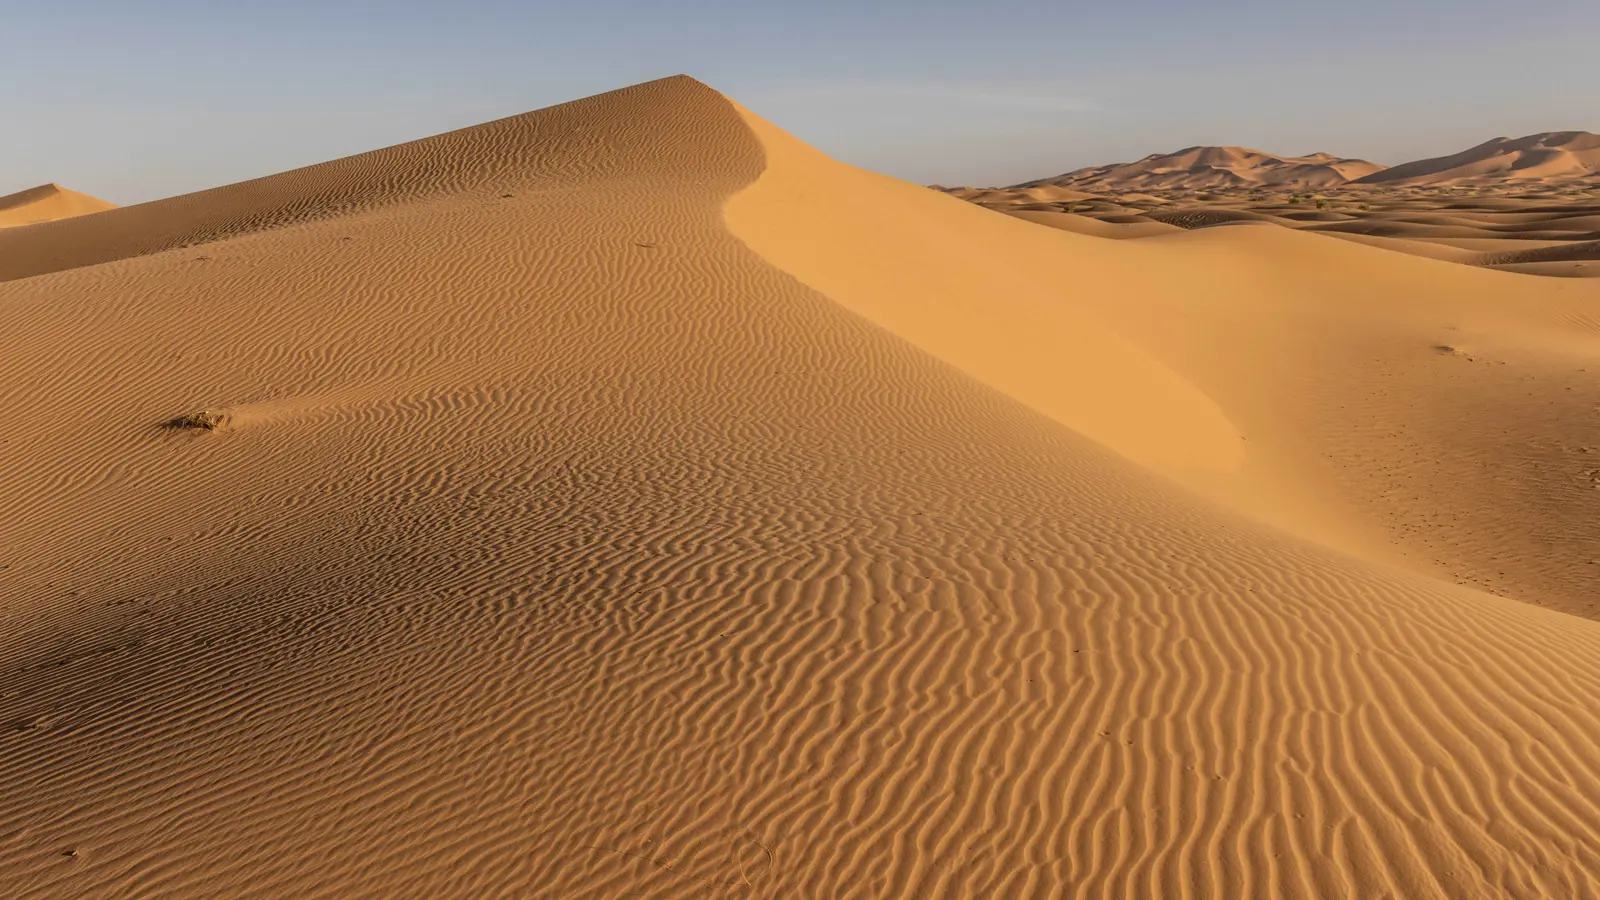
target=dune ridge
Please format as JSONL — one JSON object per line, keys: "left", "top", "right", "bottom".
{"left": 0, "top": 97, "right": 693, "bottom": 284}
{"left": 1354, "top": 131, "right": 1600, "bottom": 186}
{"left": 2, "top": 76, "right": 1599, "bottom": 899}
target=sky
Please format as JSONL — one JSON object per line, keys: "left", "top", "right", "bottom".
{"left": 4, "top": 0, "right": 1598, "bottom": 204}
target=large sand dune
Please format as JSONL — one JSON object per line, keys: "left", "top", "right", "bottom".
{"left": 3, "top": 76, "right": 1600, "bottom": 898}
{"left": 1354, "top": 132, "right": 1600, "bottom": 186}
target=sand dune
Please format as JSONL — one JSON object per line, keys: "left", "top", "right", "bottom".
{"left": 1354, "top": 131, "right": 1600, "bottom": 186}
{"left": 1019, "top": 146, "right": 1386, "bottom": 192}
{"left": 0, "top": 183, "right": 115, "bottom": 228}
{"left": 4, "top": 76, "right": 1600, "bottom": 898}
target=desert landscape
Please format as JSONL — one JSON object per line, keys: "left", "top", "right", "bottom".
{"left": 2, "top": 76, "right": 1599, "bottom": 899}
{"left": 942, "top": 132, "right": 1600, "bottom": 279}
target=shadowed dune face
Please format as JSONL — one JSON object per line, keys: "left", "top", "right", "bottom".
{"left": 3, "top": 77, "right": 1600, "bottom": 899}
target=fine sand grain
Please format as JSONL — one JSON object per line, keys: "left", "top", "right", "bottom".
{"left": 2, "top": 77, "right": 1599, "bottom": 898}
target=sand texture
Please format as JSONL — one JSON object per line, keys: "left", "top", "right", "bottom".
{"left": 953, "top": 182, "right": 1600, "bottom": 278}
{"left": 0, "top": 184, "right": 115, "bottom": 229}
{"left": 3, "top": 77, "right": 1600, "bottom": 898}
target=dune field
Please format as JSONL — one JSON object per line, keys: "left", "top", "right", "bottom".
{"left": 1008, "top": 145, "right": 1388, "bottom": 192}
{"left": 2, "top": 76, "right": 1599, "bottom": 898}
{"left": 948, "top": 132, "right": 1600, "bottom": 279}
{"left": 946, "top": 184, "right": 1600, "bottom": 279}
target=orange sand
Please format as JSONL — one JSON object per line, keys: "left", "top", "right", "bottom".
{"left": 2, "top": 77, "right": 1598, "bottom": 898}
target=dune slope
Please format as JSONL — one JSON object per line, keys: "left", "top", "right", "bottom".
{"left": 0, "top": 183, "right": 116, "bottom": 229}
{"left": 731, "top": 109, "right": 1600, "bottom": 617}
{"left": 3, "top": 76, "right": 1600, "bottom": 899}
{"left": 1354, "top": 132, "right": 1600, "bottom": 186}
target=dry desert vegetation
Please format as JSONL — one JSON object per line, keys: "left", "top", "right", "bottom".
{"left": 1, "top": 77, "right": 1598, "bottom": 898}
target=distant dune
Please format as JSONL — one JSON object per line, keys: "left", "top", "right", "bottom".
{"left": 3, "top": 77, "right": 1600, "bottom": 898}
{"left": 0, "top": 183, "right": 115, "bottom": 228}
{"left": 1019, "top": 145, "right": 1387, "bottom": 191}
{"left": 1008, "top": 131, "right": 1600, "bottom": 194}
{"left": 1354, "top": 131, "right": 1600, "bottom": 185}
{"left": 954, "top": 131, "right": 1600, "bottom": 278}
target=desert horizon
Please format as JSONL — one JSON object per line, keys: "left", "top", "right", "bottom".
{"left": 934, "top": 132, "right": 1600, "bottom": 280}
{"left": 3, "top": 19, "right": 1599, "bottom": 899}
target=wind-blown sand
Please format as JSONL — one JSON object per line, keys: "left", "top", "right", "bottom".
{"left": 3, "top": 76, "right": 1599, "bottom": 898}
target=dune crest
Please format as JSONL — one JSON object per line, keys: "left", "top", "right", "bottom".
{"left": 2, "top": 76, "right": 1599, "bottom": 899}
{"left": 724, "top": 106, "right": 1245, "bottom": 476}
{"left": 1354, "top": 131, "right": 1600, "bottom": 185}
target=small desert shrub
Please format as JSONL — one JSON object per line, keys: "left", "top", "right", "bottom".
{"left": 167, "top": 409, "right": 228, "bottom": 431}
{"left": 1288, "top": 196, "right": 1302, "bottom": 204}
{"left": 1315, "top": 199, "right": 1328, "bottom": 209}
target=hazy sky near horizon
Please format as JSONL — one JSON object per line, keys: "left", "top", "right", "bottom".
{"left": 4, "top": 0, "right": 1598, "bottom": 204}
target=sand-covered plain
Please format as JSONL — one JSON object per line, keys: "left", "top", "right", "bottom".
{"left": 2, "top": 77, "right": 1599, "bottom": 898}
{"left": 951, "top": 183, "right": 1600, "bottom": 279}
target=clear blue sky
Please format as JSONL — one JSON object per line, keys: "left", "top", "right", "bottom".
{"left": 5, "top": 0, "right": 1598, "bottom": 204}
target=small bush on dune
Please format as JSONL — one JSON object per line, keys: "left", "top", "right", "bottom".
{"left": 166, "top": 409, "right": 228, "bottom": 431}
